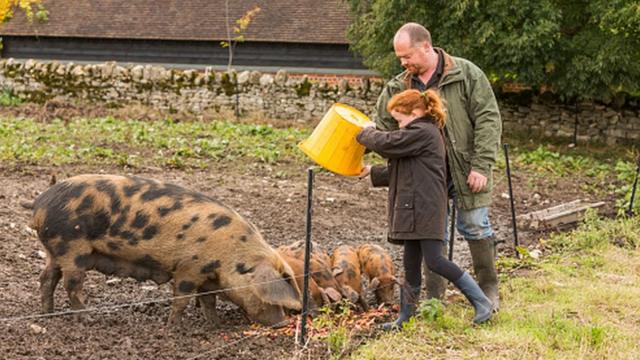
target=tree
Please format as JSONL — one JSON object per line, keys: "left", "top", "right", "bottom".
{"left": 346, "top": 0, "right": 640, "bottom": 102}
{"left": 0, "top": 0, "right": 48, "bottom": 24}
{"left": 220, "top": 3, "right": 261, "bottom": 71}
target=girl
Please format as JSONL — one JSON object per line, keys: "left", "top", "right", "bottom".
{"left": 356, "top": 89, "right": 492, "bottom": 329}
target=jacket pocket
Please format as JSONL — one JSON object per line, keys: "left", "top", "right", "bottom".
{"left": 392, "top": 194, "right": 415, "bottom": 233}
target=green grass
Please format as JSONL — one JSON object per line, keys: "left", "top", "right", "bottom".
{"left": 0, "top": 116, "right": 310, "bottom": 169}
{"left": 347, "top": 214, "right": 640, "bottom": 359}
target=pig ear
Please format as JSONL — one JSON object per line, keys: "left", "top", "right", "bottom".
{"left": 368, "top": 277, "right": 380, "bottom": 290}
{"left": 332, "top": 267, "right": 344, "bottom": 277}
{"left": 252, "top": 263, "right": 302, "bottom": 311}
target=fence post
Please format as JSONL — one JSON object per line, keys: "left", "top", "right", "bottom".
{"left": 299, "top": 167, "right": 315, "bottom": 346}
{"left": 503, "top": 144, "right": 519, "bottom": 257}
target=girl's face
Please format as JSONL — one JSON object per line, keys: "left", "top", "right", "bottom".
{"left": 390, "top": 109, "right": 426, "bottom": 128}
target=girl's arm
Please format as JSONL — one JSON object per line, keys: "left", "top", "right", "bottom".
{"left": 356, "top": 127, "right": 428, "bottom": 159}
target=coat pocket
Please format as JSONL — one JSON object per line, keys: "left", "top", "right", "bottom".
{"left": 392, "top": 194, "right": 415, "bottom": 233}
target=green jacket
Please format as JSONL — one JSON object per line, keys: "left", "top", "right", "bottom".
{"left": 373, "top": 49, "right": 502, "bottom": 210}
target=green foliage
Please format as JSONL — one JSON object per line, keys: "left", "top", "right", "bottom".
{"left": 0, "top": 117, "right": 308, "bottom": 169}
{"left": 0, "top": 88, "right": 22, "bottom": 106}
{"left": 546, "top": 209, "right": 639, "bottom": 252}
{"left": 312, "top": 300, "right": 356, "bottom": 358}
{"left": 346, "top": 0, "right": 640, "bottom": 102}
{"left": 614, "top": 159, "right": 640, "bottom": 215}
{"left": 416, "top": 298, "right": 444, "bottom": 323}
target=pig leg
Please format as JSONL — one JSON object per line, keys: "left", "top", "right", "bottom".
{"left": 62, "top": 269, "right": 87, "bottom": 310}
{"left": 39, "top": 259, "right": 62, "bottom": 313}
{"left": 167, "top": 274, "right": 200, "bottom": 326}
{"left": 358, "top": 292, "right": 369, "bottom": 311}
{"left": 198, "top": 294, "right": 221, "bottom": 327}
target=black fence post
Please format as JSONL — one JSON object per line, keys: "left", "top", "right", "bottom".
{"left": 299, "top": 168, "right": 315, "bottom": 346}
{"left": 448, "top": 199, "right": 456, "bottom": 261}
{"left": 628, "top": 157, "right": 640, "bottom": 216}
{"left": 503, "top": 144, "right": 519, "bottom": 257}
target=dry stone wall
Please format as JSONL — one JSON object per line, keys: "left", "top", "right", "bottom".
{"left": 1, "top": 59, "right": 638, "bottom": 145}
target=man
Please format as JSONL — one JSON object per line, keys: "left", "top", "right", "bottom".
{"left": 373, "top": 22, "right": 502, "bottom": 310}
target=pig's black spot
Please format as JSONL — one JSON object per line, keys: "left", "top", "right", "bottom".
{"left": 33, "top": 182, "right": 86, "bottom": 221}
{"left": 212, "top": 215, "right": 232, "bottom": 230}
{"left": 235, "top": 263, "right": 254, "bottom": 274}
{"left": 142, "top": 225, "right": 158, "bottom": 240}
{"left": 135, "top": 255, "right": 163, "bottom": 270}
{"left": 347, "top": 269, "right": 357, "bottom": 278}
{"left": 181, "top": 222, "right": 191, "bottom": 231}
{"left": 53, "top": 240, "right": 69, "bottom": 256}
{"left": 76, "top": 195, "right": 94, "bottom": 214}
{"left": 131, "top": 211, "right": 149, "bottom": 228}
{"left": 240, "top": 235, "right": 248, "bottom": 242}
{"left": 67, "top": 278, "right": 80, "bottom": 291}
{"left": 109, "top": 205, "right": 130, "bottom": 237}
{"left": 340, "top": 260, "right": 348, "bottom": 269}
{"left": 141, "top": 186, "right": 176, "bottom": 202}
{"left": 74, "top": 254, "right": 94, "bottom": 269}
{"left": 192, "top": 255, "right": 199, "bottom": 260}
{"left": 201, "top": 260, "right": 221, "bottom": 274}
{"left": 107, "top": 241, "right": 120, "bottom": 251}
{"left": 83, "top": 210, "right": 111, "bottom": 240}
{"left": 158, "top": 201, "right": 183, "bottom": 217}
{"left": 123, "top": 183, "right": 143, "bottom": 197}
{"left": 92, "top": 254, "right": 118, "bottom": 275}
{"left": 95, "top": 180, "right": 121, "bottom": 214}
{"left": 196, "top": 236, "right": 207, "bottom": 243}
{"left": 178, "top": 281, "right": 196, "bottom": 293}
{"left": 190, "top": 215, "right": 200, "bottom": 223}
{"left": 207, "top": 213, "right": 217, "bottom": 219}
{"left": 119, "top": 231, "right": 138, "bottom": 245}
{"left": 176, "top": 233, "right": 185, "bottom": 240}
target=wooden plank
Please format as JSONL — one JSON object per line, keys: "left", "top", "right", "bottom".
{"left": 518, "top": 200, "right": 606, "bottom": 230}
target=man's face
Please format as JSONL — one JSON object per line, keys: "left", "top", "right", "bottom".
{"left": 394, "top": 35, "right": 431, "bottom": 75}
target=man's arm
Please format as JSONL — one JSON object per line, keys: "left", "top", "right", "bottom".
{"left": 467, "top": 65, "right": 502, "bottom": 179}
{"left": 372, "top": 83, "right": 401, "bottom": 132}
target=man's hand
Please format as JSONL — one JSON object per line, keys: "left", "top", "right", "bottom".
{"left": 467, "top": 170, "right": 487, "bottom": 193}
{"left": 359, "top": 165, "right": 372, "bottom": 179}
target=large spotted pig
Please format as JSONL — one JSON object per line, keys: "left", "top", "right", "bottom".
{"left": 29, "top": 174, "right": 301, "bottom": 326}
{"left": 357, "top": 244, "right": 397, "bottom": 305}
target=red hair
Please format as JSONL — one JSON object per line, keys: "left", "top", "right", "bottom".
{"left": 387, "top": 89, "right": 446, "bottom": 129}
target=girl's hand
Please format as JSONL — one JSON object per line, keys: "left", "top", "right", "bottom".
{"left": 362, "top": 122, "right": 376, "bottom": 129}
{"left": 358, "top": 165, "right": 372, "bottom": 179}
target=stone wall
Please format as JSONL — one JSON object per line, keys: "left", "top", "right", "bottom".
{"left": 1, "top": 59, "right": 638, "bottom": 145}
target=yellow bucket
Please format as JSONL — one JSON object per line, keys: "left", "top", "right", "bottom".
{"left": 298, "top": 103, "right": 373, "bottom": 176}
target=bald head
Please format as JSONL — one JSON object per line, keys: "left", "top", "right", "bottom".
{"left": 394, "top": 23, "right": 432, "bottom": 48}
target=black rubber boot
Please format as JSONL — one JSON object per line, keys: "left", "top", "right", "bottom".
{"left": 381, "top": 285, "right": 420, "bottom": 331}
{"left": 468, "top": 236, "right": 500, "bottom": 311}
{"left": 423, "top": 242, "right": 447, "bottom": 300}
{"left": 454, "top": 272, "right": 493, "bottom": 324}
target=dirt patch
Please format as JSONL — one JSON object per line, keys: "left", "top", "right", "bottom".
{"left": 0, "top": 153, "right": 619, "bottom": 359}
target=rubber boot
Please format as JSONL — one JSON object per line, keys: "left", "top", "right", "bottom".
{"left": 423, "top": 242, "right": 447, "bottom": 300}
{"left": 468, "top": 236, "right": 500, "bottom": 311}
{"left": 454, "top": 272, "right": 492, "bottom": 324}
{"left": 381, "top": 285, "right": 420, "bottom": 331}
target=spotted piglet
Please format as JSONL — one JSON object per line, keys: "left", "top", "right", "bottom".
{"left": 277, "top": 243, "right": 343, "bottom": 303}
{"left": 277, "top": 251, "right": 330, "bottom": 310}
{"left": 331, "top": 245, "right": 368, "bottom": 311}
{"left": 29, "top": 174, "right": 301, "bottom": 327}
{"left": 357, "top": 244, "right": 397, "bottom": 305}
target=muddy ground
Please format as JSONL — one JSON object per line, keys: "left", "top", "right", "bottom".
{"left": 0, "top": 155, "right": 620, "bottom": 360}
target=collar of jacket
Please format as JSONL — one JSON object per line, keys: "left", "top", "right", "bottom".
{"left": 407, "top": 115, "right": 437, "bottom": 127}
{"left": 400, "top": 48, "right": 464, "bottom": 89}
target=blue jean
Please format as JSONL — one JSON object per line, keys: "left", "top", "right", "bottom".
{"left": 444, "top": 202, "right": 494, "bottom": 245}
